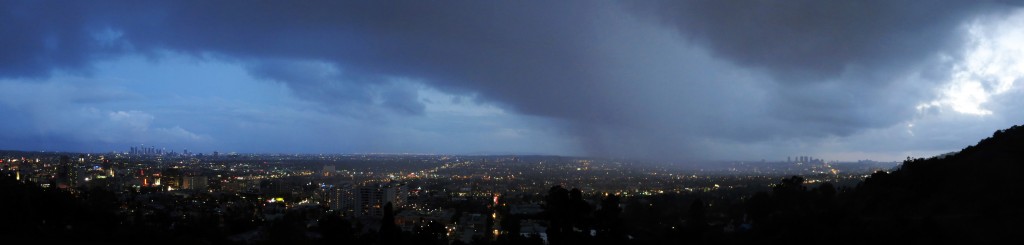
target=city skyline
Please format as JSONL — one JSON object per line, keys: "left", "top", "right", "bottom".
{"left": 13, "top": 143, "right": 887, "bottom": 166}
{"left": 3, "top": 120, "right": 1020, "bottom": 244}
{"left": 3, "top": 2, "right": 1022, "bottom": 243}
{"left": 4, "top": 1, "right": 1024, "bottom": 162}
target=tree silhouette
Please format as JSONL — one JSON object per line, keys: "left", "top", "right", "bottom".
{"left": 685, "top": 199, "right": 708, "bottom": 243}
{"left": 319, "top": 214, "right": 355, "bottom": 244}
{"left": 544, "top": 185, "right": 570, "bottom": 240}
{"left": 745, "top": 191, "right": 771, "bottom": 227}
{"left": 594, "top": 194, "right": 625, "bottom": 244}
{"left": 500, "top": 215, "right": 522, "bottom": 241}
{"left": 378, "top": 202, "right": 399, "bottom": 245}
{"left": 544, "top": 186, "right": 598, "bottom": 244}
{"left": 568, "top": 188, "right": 592, "bottom": 231}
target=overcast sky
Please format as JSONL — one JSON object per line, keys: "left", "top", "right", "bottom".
{"left": 3, "top": 0, "right": 1024, "bottom": 162}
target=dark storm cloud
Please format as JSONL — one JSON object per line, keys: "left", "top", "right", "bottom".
{"left": 0, "top": 1, "right": 130, "bottom": 77}
{"left": 2, "top": 0, "right": 1020, "bottom": 160}
{"left": 247, "top": 60, "right": 425, "bottom": 116}
{"left": 630, "top": 0, "right": 1016, "bottom": 132}
{"left": 635, "top": 0, "right": 1002, "bottom": 82}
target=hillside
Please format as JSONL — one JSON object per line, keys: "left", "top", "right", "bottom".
{"left": 852, "top": 124, "right": 1024, "bottom": 243}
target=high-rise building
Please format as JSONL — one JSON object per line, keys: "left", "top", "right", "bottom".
{"left": 386, "top": 184, "right": 408, "bottom": 208}
{"left": 329, "top": 182, "right": 355, "bottom": 215}
{"left": 57, "top": 155, "right": 78, "bottom": 189}
{"left": 181, "top": 176, "right": 208, "bottom": 191}
{"left": 355, "top": 183, "right": 407, "bottom": 217}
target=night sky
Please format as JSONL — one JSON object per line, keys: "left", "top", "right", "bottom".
{"left": 3, "top": 0, "right": 1024, "bottom": 162}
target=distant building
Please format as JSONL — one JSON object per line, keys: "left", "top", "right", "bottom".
{"left": 223, "top": 180, "right": 259, "bottom": 193}
{"left": 261, "top": 179, "right": 286, "bottom": 196}
{"left": 456, "top": 213, "right": 487, "bottom": 244}
{"left": 329, "top": 182, "right": 355, "bottom": 214}
{"left": 322, "top": 165, "right": 337, "bottom": 177}
{"left": 57, "top": 155, "right": 78, "bottom": 189}
{"left": 510, "top": 203, "right": 544, "bottom": 215}
{"left": 181, "top": 176, "right": 208, "bottom": 191}
{"left": 355, "top": 183, "right": 407, "bottom": 217}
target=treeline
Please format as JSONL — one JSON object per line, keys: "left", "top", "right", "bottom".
{"left": 0, "top": 176, "right": 122, "bottom": 242}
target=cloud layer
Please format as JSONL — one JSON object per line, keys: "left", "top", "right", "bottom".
{"left": 2, "top": 1, "right": 1024, "bottom": 161}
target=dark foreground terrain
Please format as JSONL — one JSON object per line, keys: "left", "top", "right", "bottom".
{"left": 3, "top": 125, "right": 1024, "bottom": 244}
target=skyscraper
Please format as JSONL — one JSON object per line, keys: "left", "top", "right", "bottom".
{"left": 181, "top": 176, "right": 209, "bottom": 191}
{"left": 57, "top": 155, "right": 77, "bottom": 189}
{"left": 329, "top": 182, "right": 355, "bottom": 215}
{"left": 355, "top": 183, "right": 407, "bottom": 217}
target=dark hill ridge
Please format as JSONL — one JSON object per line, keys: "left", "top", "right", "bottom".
{"left": 852, "top": 124, "right": 1024, "bottom": 243}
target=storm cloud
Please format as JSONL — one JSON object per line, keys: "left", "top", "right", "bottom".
{"left": 2, "top": 0, "right": 1024, "bottom": 161}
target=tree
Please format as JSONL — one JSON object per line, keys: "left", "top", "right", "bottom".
{"left": 318, "top": 214, "right": 354, "bottom": 244}
{"left": 378, "top": 202, "right": 399, "bottom": 245}
{"left": 745, "top": 192, "right": 771, "bottom": 226}
{"left": 545, "top": 186, "right": 570, "bottom": 237}
{"left": 595, "top": 194, "right": 625, "bottom": 244}
{"left": 568, "top": 188, "right": 592, "bottom": 231}
{"left": 686, "top": 199, "right": 708, "bottom": 243}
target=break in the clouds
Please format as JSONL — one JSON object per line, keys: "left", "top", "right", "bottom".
{"left": 2, "top": 1, "right": 1024, "bottom": 162}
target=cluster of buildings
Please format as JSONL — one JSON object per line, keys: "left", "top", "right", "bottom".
{"left": 312, "top": 180, "right": 407, "bottom": 217}
{"left": 0, "top": 150, "right": 890, "bottom": 244}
